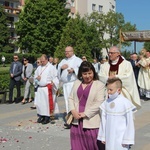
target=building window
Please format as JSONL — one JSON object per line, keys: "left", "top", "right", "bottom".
{"left": 99, "top": 5, "right": 103, "bottom": 12}
{"left": 5, "top": 1, "right": 9, "bottom": 7}
{"left": 10, "top": 3, "right": 14, "bottom": 8}
{"left": 71, "top": 12, "right": 75, "bottom": 18}
{"left": 71, "top": 0, "right": 75, "bottom": 7}
{"left": 0, "top": 2, "right": 5, "bottom": 6}
{"left": 112, "top": 5, "right": 115, "bottom": 10}
{"left": 92, "top": 4, "right": 96, "bottom": 11}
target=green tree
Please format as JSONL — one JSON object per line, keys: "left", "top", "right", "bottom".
{"left": 121, "top": 49, "right": 131, "bottom": 60}
{"left": 54, "top": 15, "right": 101, "bottom": 61}
{"left": 144, "top": 42, "right": 150, "bottom": 50}
{"left": 87, "top": 11, "right": 136, "bottom": 54}
{"left": 0, "top": 5, "right": 12, "bottom": 52}
{"left": 15, "top": 0, "right": 69, "bottom": 55}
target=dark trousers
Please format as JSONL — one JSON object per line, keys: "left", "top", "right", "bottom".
{"left": 97, "top": 140, "right": 105, "bottom": 150}
{"left": 9, "top": 78, "right": 21, "bottom": 102}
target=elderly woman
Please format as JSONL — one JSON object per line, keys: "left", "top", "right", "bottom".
{"left": 68, "top": 61, "right": 105, "bottom": 150}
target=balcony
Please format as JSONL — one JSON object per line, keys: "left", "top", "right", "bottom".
{"left": 4, "top": 6, "right": 21, "bottom": 15}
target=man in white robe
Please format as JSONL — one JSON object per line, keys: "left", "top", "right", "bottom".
{"left": 99, "top": 46, "right": 141, "bottom": 109}
{"left": 138, "top": 49, "right": 150, "bottom": 101}
{"left": 57, "top": 46, "right": 82, "bottom": 114}
{"left": 97, "top": 78, "right": 136, "bottom": 150}
{"left": 34, "top": 54, "right": 59, "bottom": 124}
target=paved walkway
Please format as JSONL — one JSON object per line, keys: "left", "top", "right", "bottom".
{"left": 0, "top": 97, "right": 150, "bottom": 150}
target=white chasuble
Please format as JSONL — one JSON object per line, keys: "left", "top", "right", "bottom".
{"left": 138, "top": 57, "right": 150, "bottom": 90}
{"left": 99, "top": 60, "right": 141, "bottom": 109}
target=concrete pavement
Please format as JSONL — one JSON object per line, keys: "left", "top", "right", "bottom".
{"left": 0, "top": 97, "right": 150, "bottom": 150}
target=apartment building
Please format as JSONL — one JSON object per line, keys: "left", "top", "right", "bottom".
{"left": 66, "top": 0, "right": 116, "bottom": 57}
{"left": 0, "top": 0, "right": 24, "bottom": 52}
{"left": 66, "top": 0, "right": 116, "bottom": 18}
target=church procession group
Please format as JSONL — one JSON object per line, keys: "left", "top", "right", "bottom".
{"left": 8, "top": 45, "right": 150, "bottom": 150}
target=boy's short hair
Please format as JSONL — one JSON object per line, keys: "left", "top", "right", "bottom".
{"left": 106, "top": 77, "right": 122, "bottom": 89}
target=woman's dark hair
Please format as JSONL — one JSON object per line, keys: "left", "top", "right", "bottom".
{"left": 77, "top": 61, "right": 99, "bottom": 81}
{"left": 22, "top": 57, "right": 30, "bottom": 64}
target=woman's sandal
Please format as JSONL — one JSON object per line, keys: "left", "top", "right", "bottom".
{"left": 21, "top": 101, "right": 27, "bottom": 105}
{"left": 28, "top": 99, "right": 33, "bottom": 103}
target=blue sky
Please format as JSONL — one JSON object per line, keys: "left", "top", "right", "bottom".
{"left": 116, "top": 0, "right": 150, "bottom": 53}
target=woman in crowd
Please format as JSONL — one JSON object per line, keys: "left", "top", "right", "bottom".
{"left": 68, "top": 61, "right": 105, "bottom": 150}
{"left": 21, "top": 57, "right": 33, "bottom": 104}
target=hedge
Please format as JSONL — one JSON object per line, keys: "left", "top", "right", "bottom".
{"left": 0, "top": 70, "right": 9, "bottom": 90}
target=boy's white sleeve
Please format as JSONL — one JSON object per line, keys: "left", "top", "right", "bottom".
{"left": 97, "top": 110, "right": 106, "bottom": 142}
{"left": 122, "top": 111, "right": 135, "bottom": 145}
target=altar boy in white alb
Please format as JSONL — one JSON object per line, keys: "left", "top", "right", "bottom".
{"left": 97, "top": 78, "right": 136, "bottom": 150}
{"left": 34, "top": 54, "right": 59, "bottom": 124}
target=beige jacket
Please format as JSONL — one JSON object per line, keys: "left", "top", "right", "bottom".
{"left": 68, "top": 79, "right": 105, "bottom": 129}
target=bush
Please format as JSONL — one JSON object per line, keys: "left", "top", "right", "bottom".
{"left": 0, "top": 71, "right": 9, "bottom": 90}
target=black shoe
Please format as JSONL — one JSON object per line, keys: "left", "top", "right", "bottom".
{"left": 37, "top": 116, "right": 45, "bottom": 123}
{"left": 140, "top": 95, "right": 145, "bottom": 99}
{"left": 7, "top": 100, "right": 14, "bottom": 104}
{"left": 42, "top": 117, "right": 50, "bottom": 125}
{"left": 30, "top": 106, "right": 36, "bottom": 109}
{"left": 144, "top": 98, "right": 150, "bottom": 101}
{"left": 64, "top": 123, "right": 71, "bottom": 129}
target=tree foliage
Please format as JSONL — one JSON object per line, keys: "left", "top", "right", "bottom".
{"left": 15, "top": 0, "right": 69, "bottom": 55}
{"left": 121, "top": 49, "right": 131, "bottom": 60}
{"left": 87, "top": 11, "right": 136, "bottom": 53}
{"left": 0, "top": 5, "right": 12, "bottom": 52}
{"left": 144, "top": 42, "right": 150, "bottom": 50}
{"left": 54, "top": 14, "right": 102, "bottom": 61}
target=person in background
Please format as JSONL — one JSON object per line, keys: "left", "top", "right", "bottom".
{"left": 57, "top": 46, "right": 82, "bottom": 128}
{"left": 137, "top": 49, "right": 150, "bottom": 101}
{"left": 129, "top": 53, "right": 140, "bottom": 84}
{"left": 68, "top": 61, "right": 105, "bottom": 150}
{"left": 21, "top": 57, "right": 33, "bottom": 104}
{"left": 52, "top": 57, "right": 60, "bottom": 117}
{"left": 49, "top": 56, "right": 53, "bottom": 65}
{"left": 99, "top": 46, "right": 141, "bottom": 109}
{"left": 8, "top": 55, "right": 22, "bottom": 104}
{"left": 92, "top": 58, "right": 100, "bottom": 73}
{"left": 53, "top": 57, "right": 59, "bottom": 70}
{"left": 34, "top": 54, "right": 59, "bottom": 124}
{"left": 97, "top": 77, "right": 136, "bottom": 150}
{"left": 30, "top": 58, "right": 42, "bottom": 109}
{"left": 81, "top": 56, "right": 87, "bottom": 61}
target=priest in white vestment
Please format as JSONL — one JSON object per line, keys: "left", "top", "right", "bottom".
{"left": 57, "top": 46, "right": 82, "bottom": 114}
{"left": 137, "top": 49, "right": 150, "bottom": 101}
{"left": 34, "top": 54, "right": 59, "bottom": 124}
{"left": 97, "top": 78, "right": 136, "bottom": 150}
{"left": 99, "top": 46, "right": 141, "bottom": 109}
